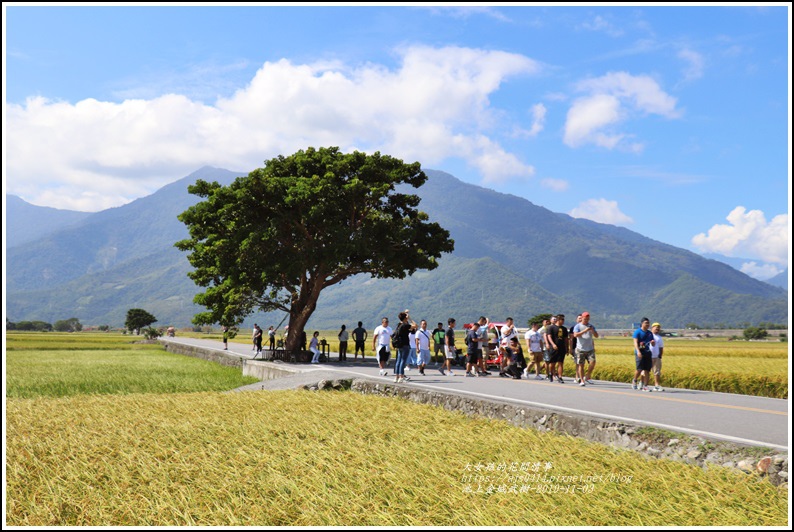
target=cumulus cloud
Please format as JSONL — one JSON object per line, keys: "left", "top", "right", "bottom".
{"left": 6, "top": 45, "right": 540, "bottom": 210}
{"left": 563, "top": 71, "right": 680, "bottom": 150}
{"left": 691, "top": 207, "right": 789, "bottom": 265}
{"left": 569, "top": 198, "right": 634, "bottom": 225}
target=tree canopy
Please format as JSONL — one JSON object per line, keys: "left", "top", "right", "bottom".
{"left": 125, "top": 308, "right": 158, "bottom": 333}
{"left": 176, "top": 147, "right": 454, "bottom": 352}
{"left": 53, "top": 317, "right": 83, "bottom": 332}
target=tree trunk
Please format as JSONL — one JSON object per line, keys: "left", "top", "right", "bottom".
{"left": 283, "top": 271, "right": 327, "bottom": 355}
{"left": 285, "top": 313, "right": 309, "bottom": 353}
{"left": 283, "top": 293, "right": 320, "bottom": 354}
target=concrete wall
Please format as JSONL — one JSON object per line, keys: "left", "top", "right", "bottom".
{"left": 241, "top": 360, "right": 308, "bottom": 381}
{"left": 160, "top": 340, "right": 245, "bottom": 368}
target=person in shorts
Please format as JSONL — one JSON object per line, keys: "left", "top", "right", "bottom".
{"left": 432, "top": 322, "right": 446, "bottom": 365}
{"left": 545, "top": 314, "right": 568, "bottom": 383}
{"left": 441, "top": 318, "right": 457, "bottom": 376}
{"left": 352, "top": 321, "right": 368, "bottom": 360}
{"left": 571, "top": 311, "right": 598, "bottom": 387}
{"left": 524, "top": 321, "right": 545, "bottom": 379}
{"left": 649, "top": 322, "right": 665, "bottom": 392}
{"left": 570, "top": 314, "right": 582, "bottom": 381}
{"left": 372, "top": 317, "right": 392, "bottom": 376}
{"left": 415, "top": 320, "right": 432, "bottom": 376}
{"left": 632, "top": 318, "right": 654, "bottom": 391}
{"left": 465, "top": 322, "right": 482, "bottom": 377}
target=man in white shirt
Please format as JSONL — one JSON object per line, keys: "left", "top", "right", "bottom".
{"left": 415, "top": 320, "right": 432, "bottom": 376}
{"left": 372, "top": 317, "right": 393, "bottom": 376}
{"left": 524, "top": 321, "right": 545, "bottom": 379}
{"left": 571, "top": 312, "right": 599, "bottom": 386}
{"left": 500, "top": 317, "right": 518, "bottom": 345}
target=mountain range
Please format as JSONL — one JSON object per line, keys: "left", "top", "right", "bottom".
{"left": 5, "top": 166, "right": 788, "bottom": 329}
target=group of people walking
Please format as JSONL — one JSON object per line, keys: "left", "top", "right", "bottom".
{"left": 361, "top": 311, "right": 665, "bottom": 390}
{"left": 248, "top": 311, "right": 666, "bottom": 390}
{"left": 363, "top": 311, "right": 602, "bottom": 385}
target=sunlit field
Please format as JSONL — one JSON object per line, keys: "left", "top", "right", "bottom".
{"left": 5, "top": 332, "right": 787, "bottom": 526}
{"left": 6, "top": 391, "right": 787, "bottom": 526}
{"left": 184, "top": 330, "right": 789, "bottom": 398}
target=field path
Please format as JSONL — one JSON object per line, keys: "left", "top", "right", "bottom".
{"left": 167, "top": 337, "right": 789, "bottom": 450}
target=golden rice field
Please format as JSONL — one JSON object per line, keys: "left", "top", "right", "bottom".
{"left": 5, "top": 332, "right": 788, "bottom": 526}
{"left": 6, "top": 391, "right": 788, "bottom": 527}
{"left": 199, "top": 331, "right": 790, "bottom": 398}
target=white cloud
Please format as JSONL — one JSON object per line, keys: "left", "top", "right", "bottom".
{"left": 6, "top": 46, "right": 539, "bottom": 210}
{"left": 541, "top": 178, "right": 569, "bottom": 192}
{"left": 563, "top": 94, "right": 624, "bottom": 149}
{"left": 691, "top": 207, "right": 789, "bottom": 265}
{"left": 678, "top": 48, "right": 705, "bottom": 83}
{"left": 563, "top": 71, "right": 680, "bottom": 150}
{"left": 527, "top": 103, "right": 546, "bottom": 137}
{"left": 740, "top": 261, "right": 783, "bottom": 281}
{"left": 578, "top": 15, "right": 624, "bottom": 37}
{"left": 428, "top": 6, "right": 511, "bottom": 22}
{"left": 569, "top": 198, "right": 634, "bottom": 226}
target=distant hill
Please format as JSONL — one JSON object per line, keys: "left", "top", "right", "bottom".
{"left": 6, "top": 166, "right": 787, "bottom": 329}
{"left": 701, "top": 252, "right": 788, "bottom": 290}
{"left": 5, "top": 194, "right": 91, "bottom": 248}
{"left": 765, "top": 270, "right": 788, "bottom": 290}
{"left": 6, "top": 167, "right": 243, "bottom": 292}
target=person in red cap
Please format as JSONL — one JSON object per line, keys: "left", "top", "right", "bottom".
{"left": 571, "top": 311, "right": 599, "bottom": 386}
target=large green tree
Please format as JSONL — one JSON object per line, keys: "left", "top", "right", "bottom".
{"left": 125, "top": 308, "right": 157, "bottom": 334}
{"left": 176, "top": 147, "right": 454, "bottom": 353}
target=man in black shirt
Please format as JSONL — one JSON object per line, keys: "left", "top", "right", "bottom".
{"left": 545, "top": 314, "right": 569, "bottom": 383}
{"left": 352, "top": 321, "right": 368, "bottom": 360}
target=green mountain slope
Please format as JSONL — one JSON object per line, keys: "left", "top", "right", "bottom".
{"left": 6, "top": 166, "right": 787, "bottom": 328}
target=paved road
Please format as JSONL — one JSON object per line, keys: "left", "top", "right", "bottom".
{"left": 167, "top": 337, "right": 789, "bottom": 450}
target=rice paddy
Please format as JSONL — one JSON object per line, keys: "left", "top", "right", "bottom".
{"left": 6, "top": 391, "right": 788, "bottom": 526}
{"left": 4, "top": 332, "right": 789, "bottom": 526}
{"left": 6, "top": 333, "right": 259, "bottom": 398}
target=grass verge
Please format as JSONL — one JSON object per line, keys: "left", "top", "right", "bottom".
{"left": 6, "top": 347, "right": 259, "bottom": 398}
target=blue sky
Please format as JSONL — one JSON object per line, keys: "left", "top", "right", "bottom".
{"left": 3, "top": 4, "right": 791, "bottom": 280}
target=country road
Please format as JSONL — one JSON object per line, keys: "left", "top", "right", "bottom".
{"left": 165, "top": 336, "right": 789, "bottom": 450}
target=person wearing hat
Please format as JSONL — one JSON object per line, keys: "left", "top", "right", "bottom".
{"left": 649, "top": 322, "right": 665, "bottom": 391}
{"left": 572, "top": 311, "right": 599, "bottom": 386}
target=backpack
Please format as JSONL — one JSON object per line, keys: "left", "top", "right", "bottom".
{"left": 391, "top": 325, "right": 400, "bottom": 348}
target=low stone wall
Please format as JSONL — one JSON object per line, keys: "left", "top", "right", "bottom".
{"left": 160, "top": 340, "right": 245, "bottom": 368}
{"left": 241, "top": 360, "right": 308, "bottom": 381}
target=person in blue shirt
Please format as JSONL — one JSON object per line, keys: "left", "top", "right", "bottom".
{"left": 632, "top": 318, "right": 655, "bottom": 391}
